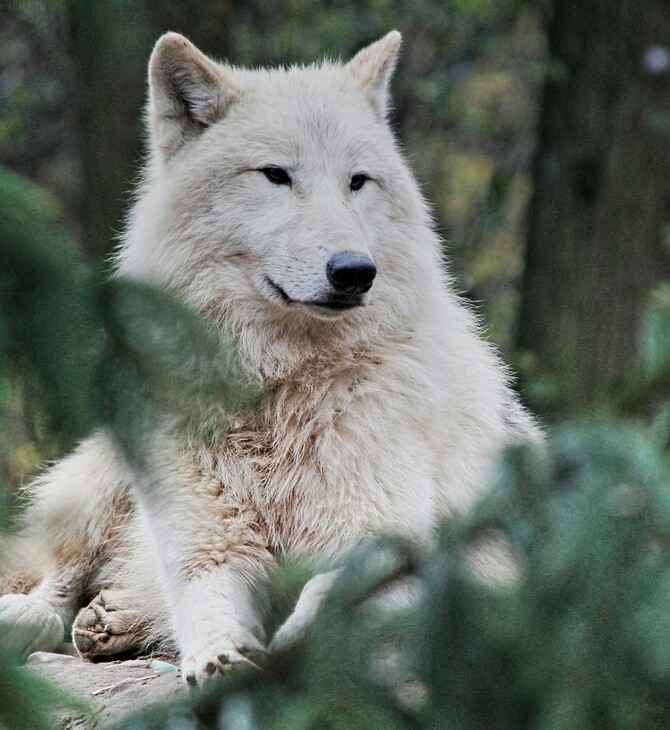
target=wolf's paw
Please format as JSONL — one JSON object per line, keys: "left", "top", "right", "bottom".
{"left": 73, "top": 589, "right": 145, "bottom": 660}
{"left": 181, "top": 630, "right": 266, "bottom": 686}
{"left": 0, "top": 593, "right": 64, "bottom": 661}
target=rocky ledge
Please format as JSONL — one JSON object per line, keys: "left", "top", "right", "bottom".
{"left": 26, "top": 650, "right": 185, "bottom": 729}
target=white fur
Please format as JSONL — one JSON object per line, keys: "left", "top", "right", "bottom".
{"left": 0, "top": 32, "right": 538, "bottom": 684}
{"left": 0, "top": 594, "right": 64, "bottom": 660}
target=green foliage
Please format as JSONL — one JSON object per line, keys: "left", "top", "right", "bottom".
{"left": 0, "top": 165, "right": 258, "bottom": 461}
{"left": 0, "top": 654, "right": 87, "bottom": 730}
{"left": 424, "top": 425, "right": 670, "bottom": 729}
{"left": 0, "top": 165, "right": 102, "bottom": 445}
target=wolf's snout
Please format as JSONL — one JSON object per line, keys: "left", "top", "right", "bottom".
{"left": 326, "top": 251, "right": 377, "bottom": 294}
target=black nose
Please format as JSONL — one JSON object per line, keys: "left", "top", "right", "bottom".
{"left": 326, "top": 251, "right": 377, "bottom": 294}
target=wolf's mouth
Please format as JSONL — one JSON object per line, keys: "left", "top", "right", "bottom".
{"left": 265, "top": 277, "right": 360, "bottom": 311}
{"left": 266, "top": 278, "right": 293, "bottom": 303}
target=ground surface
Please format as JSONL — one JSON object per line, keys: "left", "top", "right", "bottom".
{"left": 26, "top": 649, "right": 185, "bottom": 729}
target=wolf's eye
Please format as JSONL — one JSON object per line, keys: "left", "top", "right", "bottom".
{"left": 261, "top": 166, "right": 292, "bottom": 186}
{"left": 350, "top": 173, "right": 368, "bottom": 192}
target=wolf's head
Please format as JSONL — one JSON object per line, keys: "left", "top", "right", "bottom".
{"left": 117, "top": 32, "right": 444, "bottom": 377}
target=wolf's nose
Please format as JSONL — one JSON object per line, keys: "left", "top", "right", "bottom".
{"left": 326, "top": 251, "right": 377, "bottom": 294}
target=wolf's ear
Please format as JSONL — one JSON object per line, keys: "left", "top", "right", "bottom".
{"left": 345, "top": 31, "right": 402, "bottom": 119}
{"left": 148, "top": 32, "right": 238, "bottom": 160}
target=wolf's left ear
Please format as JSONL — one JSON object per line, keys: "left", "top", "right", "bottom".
{"left": 148, "top": 32, "right": 239, "bottom": 160}
{"left": 345, "top": 31, "right": 402, "bottom": 119}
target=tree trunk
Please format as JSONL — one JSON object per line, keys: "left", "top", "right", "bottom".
{"left": 517, "top": 1, "right": 670, "bottom": 412}
{"left": 64, "top": 0, "right": 154, "bottom": 259}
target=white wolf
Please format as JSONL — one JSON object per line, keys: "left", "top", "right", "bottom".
{"left": 0, "top": 31, "right": 537, "bottom": 685}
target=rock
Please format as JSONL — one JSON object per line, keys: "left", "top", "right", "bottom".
{"left": 25, "top": 650, "right": 185, "bottom": 729}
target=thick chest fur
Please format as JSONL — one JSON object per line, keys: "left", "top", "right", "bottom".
{"left": 194, "top": 356, "right": 438, "bottom": 564}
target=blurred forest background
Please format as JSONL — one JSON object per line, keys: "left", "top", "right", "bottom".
{"left": 2, "top": 2, "right": 670, "bottom": 728}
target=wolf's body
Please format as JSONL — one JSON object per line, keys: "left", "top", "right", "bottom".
{"left": 0, "top": 31, "right": 537, "bottom": 684}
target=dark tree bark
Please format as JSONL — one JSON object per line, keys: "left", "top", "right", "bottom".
{"left": 64, "top": 1, "right": 157, "bottom": 259}
{"left": 517, "top": 1, "right": 670, "bottom": 411}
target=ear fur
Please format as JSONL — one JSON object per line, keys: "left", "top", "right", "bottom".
{"left": 148, "top": 32, "right": 239, "bottom": 160}
{"left": 345, "top": 31, "right": 402, "bottom": 119}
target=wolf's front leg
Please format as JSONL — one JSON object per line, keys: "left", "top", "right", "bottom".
{"left": 133, "top": 450, "right": 273, "bottom": 685}
{"left": 178, "top": 569, "right": 268, "bottom": 685}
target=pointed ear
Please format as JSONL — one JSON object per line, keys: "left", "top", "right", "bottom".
{"left": 148, "top": 32, "right": 239, "bottom": 160}
{"left": 345, "top": 31, "right": 402, "bottom": 119}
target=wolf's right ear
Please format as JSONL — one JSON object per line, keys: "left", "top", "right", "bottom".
{"left": 345, "top": 31, "right": 402, "bottom": 120}
{"left": 148, "top": 33, "right": 238, "bottom": 160}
